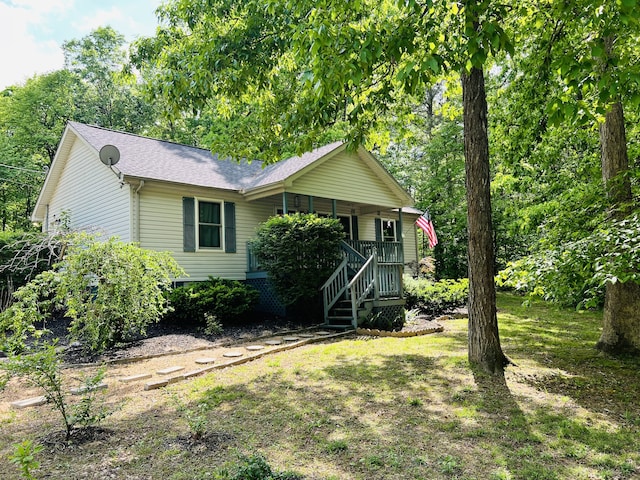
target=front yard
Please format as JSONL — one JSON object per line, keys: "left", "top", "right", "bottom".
{"left": 1, "top": 293, "right": 639, "bottom": 479}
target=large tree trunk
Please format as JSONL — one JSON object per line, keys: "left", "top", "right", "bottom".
{"left": 461, "top": 67, "right": 509, "bottom": 374}
{"left": 597, "top": 101, "right": 640, "bottom": 354}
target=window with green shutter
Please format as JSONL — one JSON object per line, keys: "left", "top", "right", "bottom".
{"left": 183, "top": 198, "right": 236, "bottom": 252}
{"left": 198, "top": 200, "right": 222, "bottom": 248}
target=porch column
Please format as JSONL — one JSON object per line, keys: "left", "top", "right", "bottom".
{"left": 398, "top": 207, "right": 404, "bottom": 265}
{"left": 332, "top": 199, "right": 337, "bottom": 218}
{"left": 282, "top": 192, "right": 288, "bottom": 214}
{"left": 308, "top": 195, "right": 314, "bottom": 213}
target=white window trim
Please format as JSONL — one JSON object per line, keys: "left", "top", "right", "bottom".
{"left": 196, "top": 197, "right": 225, "bottom": 252}
{"left": 381, "top": 218, "right": 398, "bottom": 242}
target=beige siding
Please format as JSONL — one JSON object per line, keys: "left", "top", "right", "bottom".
{"left": 290, "top": 151, "right": 400, "bottom": 207}
{"left": 138, "top": 183, "right": 272, "bottom": 281}
{"left": 47, "top": 139, "right": 131, "bottom": 240}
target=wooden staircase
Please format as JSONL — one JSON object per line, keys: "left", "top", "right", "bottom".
{"left": 321, "top": 241, "right": 404, "bottom": 329}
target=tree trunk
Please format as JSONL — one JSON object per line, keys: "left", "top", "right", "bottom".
{"left": 461, "top": 67, "right": 508, "bottom": 373}
{"left": 597, "top": 101, "right": 640, "bottom": 354}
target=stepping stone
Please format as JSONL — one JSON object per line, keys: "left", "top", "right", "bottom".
{"left": 299, "top": 333, "right": 315, "bottom": 338}
{"left": 182, "top": 369, "right": 205, "bottom": 379}
{"left": 245, "top": 345, "right": 265, "bottom": 351}
{"left": 120, "top": 373, "right": 153, "bottom": 383}
{"left": 282, "top": 336, "right": 300, "bottom": 342}
{"left": 223, "top": 351, "right": 244, "bottom": 358}
{"left": 145, "top": 379, "right": 169, "bottom": 390}
{"left": 195, "top": 357, "right": 216, "bottom": 364}
{"left": 315, "top": 330, "right": 332, "bottom": 335}
{"left": 265, "top": 339, "right": 282, "bottom": 345}
{"left": 157, "top": 366, "right": 185, "bottom": 375}
{"left": 70, "top": 383, "right": 108, "bottom": 395}
{"left": 11, "top": 396, "right": 47, "bottom": 409}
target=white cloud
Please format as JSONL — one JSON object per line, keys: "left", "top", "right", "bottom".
{"left": 73, "top": 6, "right": 123, "bottom": 34}
{"left": 0, "top": 1, "right": 67, "bottom": 89}
{"left": 0, "top": 0, "right": 161, "bottom": 90}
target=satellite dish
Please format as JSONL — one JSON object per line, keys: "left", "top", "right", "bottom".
{"left": 99, "top": 145, "right": 120, "bottom": 166}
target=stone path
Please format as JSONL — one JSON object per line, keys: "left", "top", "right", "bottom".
{"left": 7, "top": 328, "right": 349, "bottom": 409}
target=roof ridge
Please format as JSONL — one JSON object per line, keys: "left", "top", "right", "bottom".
{"left": 69, "top": 121, "right": 214, "bottom": 154}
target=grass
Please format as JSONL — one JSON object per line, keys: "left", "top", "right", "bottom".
{"left": 1, "top": 292, "right": 639, "bottom": 479}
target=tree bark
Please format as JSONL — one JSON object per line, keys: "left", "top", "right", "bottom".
{"left": 597, "top": 101, "right": 640, "bottom": 354}
{"left": 461, "top": 67, "right": 508, "bottom": 373}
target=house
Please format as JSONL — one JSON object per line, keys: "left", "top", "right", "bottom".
{"left": 32, "top": 122, "right": 422, "bottom": 327}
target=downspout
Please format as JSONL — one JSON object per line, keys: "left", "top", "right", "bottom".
{"left": 134, "top": 180, "right": 144, "bottom": 242}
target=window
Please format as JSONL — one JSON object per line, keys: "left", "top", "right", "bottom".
{"left": 198, "top": 200, "right": 222, "bottom": 248}
{"left": 381, "top": 219, "right": 397, "bottom": 242}
{"left": 316, "top": 213, "right": 352, "bottom": 239}
{"left": 338, "top": 216, "right": 352, "bottom": 239}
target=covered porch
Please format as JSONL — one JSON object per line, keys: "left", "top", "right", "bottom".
{"left": 245, "top": 191, "right": 417, "bottom": 327}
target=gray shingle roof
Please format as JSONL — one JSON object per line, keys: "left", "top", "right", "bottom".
{"left": 69, "top": 122, "right": 344, "bottom": 191}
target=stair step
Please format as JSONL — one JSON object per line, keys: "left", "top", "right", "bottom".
{"left": 324, "top": 325, "right": 355, "bottom": 330}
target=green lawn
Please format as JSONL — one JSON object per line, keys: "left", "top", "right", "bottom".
{"left": 1, "top": 293, "right": 639, "bottom": 479}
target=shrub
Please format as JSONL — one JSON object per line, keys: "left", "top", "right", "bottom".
{"left": 497, "top": 213, "right": 640, "bottom": 309}
{"left": 0, "top": 342, "right": 109, "bottom": 441}
{"left": 404, "top": 275, "right": 469, "bottom": 315}
{"left": 251, "top": 213, "right": 344, "bottom": 307}
{"left": 218, "top": 454, "right": 303, "bottom": 480}
{"left": 360, "top": 309, "right": 405, "bottom": 331}
{"left": 165, "top": 276, "right": 258, "bottom": 327}
{"left": 9, "top": 440, "right": 42, "bottom": 480}
{"left": 0, "top": 234, "right": 185, "bottom": 354}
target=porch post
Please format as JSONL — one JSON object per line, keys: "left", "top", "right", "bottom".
{"left": 308, "top": 195, "right": 314, "bottom": 213}
{"left": 398, "top": 207, "right": 404, "bottom": 264}
{"left": 332, "top": 199, "right": 337, "bottom": 218}
{"left": 282, "top": 192, "right": 288, "bottom": 214}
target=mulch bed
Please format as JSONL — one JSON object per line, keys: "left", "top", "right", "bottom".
{"left": 8, "top": 310, "right": 466, "bottom": 366}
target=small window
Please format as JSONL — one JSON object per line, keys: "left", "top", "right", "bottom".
{"left": 381, "top": 219, "right": 397, "bottom": 242}
{"left": 198, "top": 200, "right": 222, "bottom": 248}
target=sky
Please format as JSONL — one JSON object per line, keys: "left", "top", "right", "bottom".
{"left": 0, "top": 0, "right": 163, "bottom": 90}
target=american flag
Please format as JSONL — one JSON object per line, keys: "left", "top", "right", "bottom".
{"left": 416, "top": 211, "right": 438, "bottom": 249}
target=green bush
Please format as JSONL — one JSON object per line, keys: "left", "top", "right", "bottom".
{"left": 251, "top": 213, "right": 344, "bottom": 307}
{"left": 360, "top": 309, "right": 405, "bottom": 332}
{"left": 0, "top": 342, "right": 109, "bottom": 441}
{"left": 404, "top": 275, "right": 469, "bottom": 315}
{"left": 497, "top": 213, "right": 640, "bottom": 309}
{"left": 218, "top": 454, "right": 303, "bottom": 480}
{"left": 0, "top": 234, "right": 185, "bottom": 354}
{"left": 165, "top": 276, "right": 258, "bottom": 327}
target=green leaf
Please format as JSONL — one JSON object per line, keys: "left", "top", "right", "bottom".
{"left": 591, "top": 44, "right": 604, "bottom": 58}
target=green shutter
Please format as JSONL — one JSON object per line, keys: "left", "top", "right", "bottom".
{"left": 375, "top": 218, "right": 382, "bottom": 242}
{"left": 183, "top": 197, "right": 196, "bottom": 252}
{"left": 224, "top": 201, "right": 236, "bottom": 253}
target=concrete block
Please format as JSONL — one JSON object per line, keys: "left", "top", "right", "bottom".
{"left": 157, "top": 366, "right": 185, "bottom": 375}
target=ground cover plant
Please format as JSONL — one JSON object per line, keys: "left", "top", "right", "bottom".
{"left": 165, "top": 276, "right": 259, "bottom": 331}
{"left": 0, "top": 293, "right": 638, "bottom": 479}
{"left": 404, "top": 275, "right": 469, "bottom": 315}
